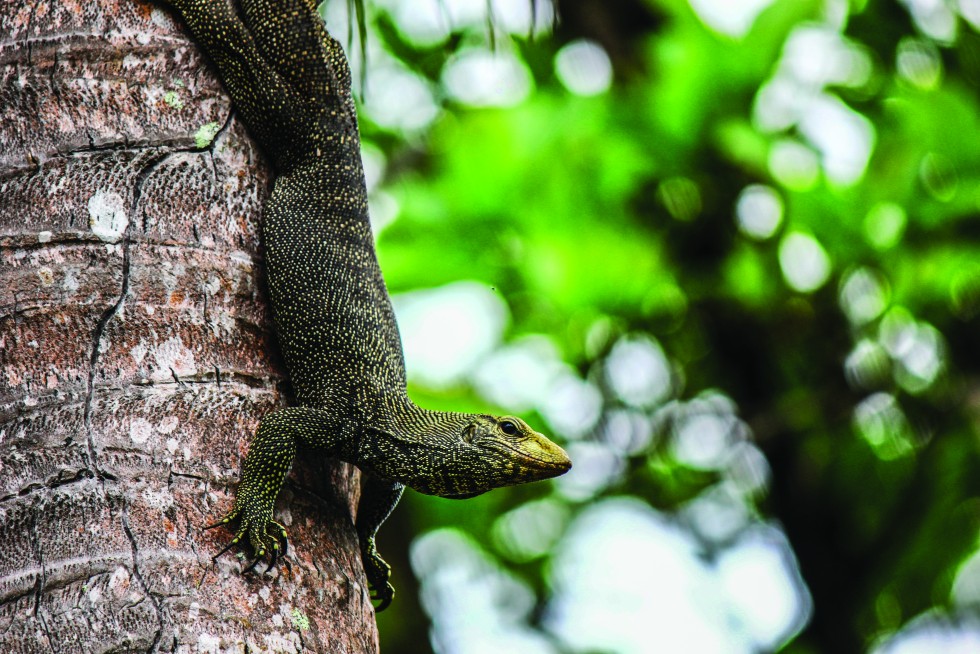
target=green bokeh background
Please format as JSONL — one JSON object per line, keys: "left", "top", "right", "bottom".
{"left": 327, "top": 0, "right": 980, "bottom": 651}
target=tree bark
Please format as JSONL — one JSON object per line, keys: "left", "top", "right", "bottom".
{"left": 0, "top": 1, "right": 379, "bottom": 651}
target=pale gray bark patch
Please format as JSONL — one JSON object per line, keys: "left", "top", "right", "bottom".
{"left": 0, "top": 0, "right": 379, "bottom": 651}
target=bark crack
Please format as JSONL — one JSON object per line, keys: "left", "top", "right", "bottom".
{"left": 30, "top": 505, "right": 45, "bottom": 617}
{"left": 23, "top": 3, "right": 39, "bottom": 67}
{"left": 132, "top": 369, "right": 280, "bottom": 389}
{"left": 0, "top": 468, "right": 94, "bottom": 505}
{"left": 36, "top": 611, "right": 56, "bottom": 654}
{"left": 83, "top": 150, "right": 170, "bottom": 479}
{"left": 29, "top": 498, "right": 57, "bottom": 654}
{"left": 82, "top": 232, "right": 130, "bottom": 476}
{"left": 121, "top": 507, "right": 164, "bottom": 654}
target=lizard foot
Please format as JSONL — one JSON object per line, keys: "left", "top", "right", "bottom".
{"left": 362, "top": 543, "right": 395, "bottom": 612}
{"left": 205, "top": 507, "right": 289, "bottom": 574}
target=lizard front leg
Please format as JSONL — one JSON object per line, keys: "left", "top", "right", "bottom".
{"left": 208, "top": 406, "right": 355, "bottom": 572}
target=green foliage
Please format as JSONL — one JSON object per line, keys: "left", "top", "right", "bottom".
{"left": 349, "top": 0, "right": 980, "bottom": 650}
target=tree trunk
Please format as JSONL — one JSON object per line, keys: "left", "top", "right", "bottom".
{"left": 0, "top": 1, "right": 379, "bottom": 651}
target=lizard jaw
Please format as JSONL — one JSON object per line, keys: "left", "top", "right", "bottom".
{"left": 497, "top": 436, "right": 572, "bottom": 478}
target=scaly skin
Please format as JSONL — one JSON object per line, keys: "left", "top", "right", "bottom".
{"left": 162, "top": 0, "right": 572, "bottom": 611}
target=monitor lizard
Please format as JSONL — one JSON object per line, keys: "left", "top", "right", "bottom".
{"left": 159, "top": 0, "right": 572, "bottom": 611}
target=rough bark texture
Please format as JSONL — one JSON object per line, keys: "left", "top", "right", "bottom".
{"left": 0, "top": 1, "right": 379, "bottom": 651}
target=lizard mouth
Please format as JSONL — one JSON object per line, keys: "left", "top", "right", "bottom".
{"left": 439, "top": 442, "right": 572, "bottom": 499}
{"left": 497, "top": 442, "right": 572, "bottom": 475}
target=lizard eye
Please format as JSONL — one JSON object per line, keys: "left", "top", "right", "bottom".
{"left": 500, "top": 421, "right": 518, "bottom": 435}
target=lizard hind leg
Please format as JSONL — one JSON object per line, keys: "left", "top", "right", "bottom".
{"left": 355, "top": 477, "right": 405, "bottom": 612}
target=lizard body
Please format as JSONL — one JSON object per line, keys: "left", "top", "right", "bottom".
{"left": 162, "top": 0, "right": 571, "bottom": 610}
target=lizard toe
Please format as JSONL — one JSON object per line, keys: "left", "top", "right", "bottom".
{"left": 371, "top": 582, "right": 395, "bottom": 612}
{"left": 268, "top": 520, "right": 289, "bottom": 559}
{"left": 212, "top": 527, "right": 245, "bottom": 563}
{"left": 204, "top": 507, "right": 241, "bottom": 531}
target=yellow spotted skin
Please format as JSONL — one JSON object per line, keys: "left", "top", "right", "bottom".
{"left": 165, "top": 0, "right": 572, "bottom": 611}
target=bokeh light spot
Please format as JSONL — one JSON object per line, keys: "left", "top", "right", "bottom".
{"left": 538, "top": 373, "right": 603, "bottom": 439}
{"left": 556, "top": 441, "right": 625, "bottom": 501}
{"left": 601, "top": 409, "right": 655, "bottom": 456}
{"left": 920, "top": 152, "right": 958, "bottom": 202}
{"left": 473, "top": 336, "right": 564, "bottom": 412}
{"left": 492, "top": 498, "right": 570, "bottom": 563}
{"left": 899, "top": 0, "right": 958, "bottom": 42}
{"left": 411, "top": 529, "right": 555, "bottom": 654}
{"left": 839, "top": 267, "right": 889, "bottom": 325}
{"left": 735, "top": 184, "right": 783, "bottom": 240}
{"left": 724, "top": 443, "right": 772, "bottom": 497}
{"left": 672, "top": 411, "right": 737, "bottom": 471}
{"left": 384, "top": 0, "right": 450, "bottom": 46}
{"left": 546, "top": 499, "right": 811, "bottom": 654}
{"left": 845, "top": 339, "right": 892, "bottom": 390}
{"left": 605, "top": 335, "right": 673, "bottom": 408}
{"left": 897, "top": 37, "right": 943, "bottom": 89}
{"left": 952, "top": 548, "right": 980, "bottom": 608}
{"left": 778, "top": 232, "right": 832, "bottom": 292}
{"left": 658, "top": 177, "right": 702, "bottom": 222}
{"left": 864, "top": 203, "right": 907, "bottom": 250}
{"left": 393, "top": 281, "right": 509, "bottom": 388}
{"left": 798, "top": 94, "right": 875, "bottom": 185}
{"left": 362, "top": 66, "right": 439, "bottom": 132}
{"left": 443, "top": 49, "right": 533, "bottom": 107}
{"left": 769, "top": 140, "right": 820, "bottom": 190}
{"left": 871, "top": 614, "right": 980, "bottom": 654}
{"left": 716, "top": 527, "right": 813, "bottom": 650}
{"left": 961, "top": 0, "right": 980, "bottom": 30}
{"left": 682, "top": 484, "right": 751, "bottom": 544}
{"left": 879, "top": 309, "right": 945, "bottom": 393}
{"left": 554, "top": 40, "right": 613, "bottom": 96}
{"left": 688, "top": 0, "right": 776, "bottom": 37}
{"left": 853, "top": 392, "right": 915, "bottom": 460}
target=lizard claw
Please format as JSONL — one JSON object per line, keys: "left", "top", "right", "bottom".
{"left": 206, "top": 506, "right": 289, "bottom": 574}
{"left": 361, "top": 541, "right": 395, "bottom": 612}
{"left": 242, "top": 552, "right": 265, "bottom": 574}
{"left": 268, "top": 520, "right": 289, "bottom": 560}
{"left": 265, "top": 542, "right": 280, "bottom": 574}
{"left": 370, "top": 582, "right": 395, "bottom": 612}
{"left": 211, "top": 534, "right": 242, "bottom": 562}
{"left": 204, "top": 507, "right": 241, "bottom": 531}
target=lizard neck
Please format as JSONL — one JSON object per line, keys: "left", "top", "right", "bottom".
{"left": 370, "top": 397, "right": 466, "bottom": 445}
{"left": 353, "top": 401, "right": 472, "bottom": 487}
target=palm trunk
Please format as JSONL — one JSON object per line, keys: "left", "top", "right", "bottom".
{"left": 0, "top": 0, "right": 378, "bottom": 651}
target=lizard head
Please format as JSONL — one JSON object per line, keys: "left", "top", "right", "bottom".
{"left": 409, "top": 414, "right": 572, "bottom": 499}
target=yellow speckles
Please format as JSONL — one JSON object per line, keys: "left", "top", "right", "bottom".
{"left": 181, "top": 0, "right": 566, "bottom": 605}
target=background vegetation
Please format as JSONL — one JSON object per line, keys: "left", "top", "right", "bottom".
{"left": 326, "top": 0, "right": 980, "bottom": 651}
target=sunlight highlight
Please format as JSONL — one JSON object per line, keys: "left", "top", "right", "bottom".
{"left": 555, "top": 40, "right": 613, "bottom": 96}
{"left": 392, "top": 281, "right": 508, "bottom": 388}
{"left": 688, "top": 0, "right": 776, "bottom": 38}
{"left": 443, "top": 49, "right": 533, "bottom": 107}
{"left": 545, "top": 499, "right": 811, "bottom": 654}
{"left": 778, "top": 232, "right": 831, "bottom": 292}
